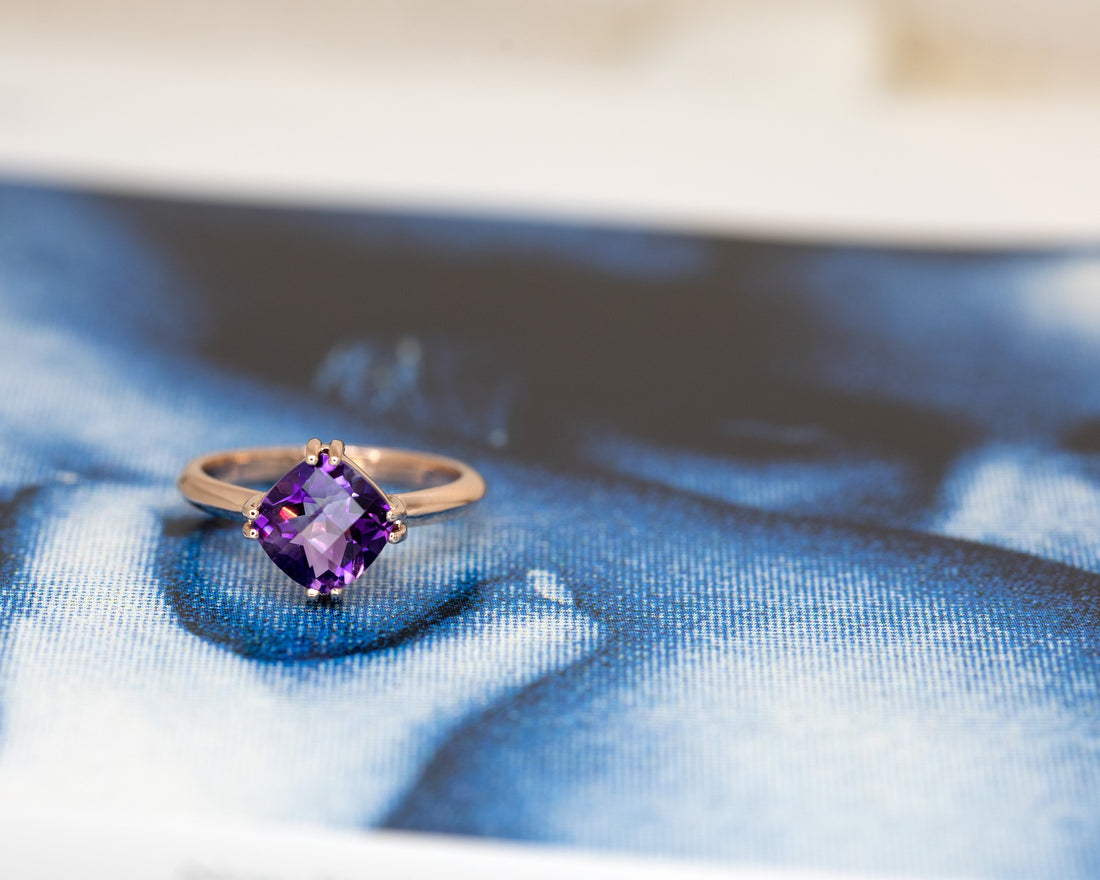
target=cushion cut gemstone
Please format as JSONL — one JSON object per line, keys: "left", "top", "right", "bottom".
{"left": 253, "top": 452, "right": 394, "bottom": 593}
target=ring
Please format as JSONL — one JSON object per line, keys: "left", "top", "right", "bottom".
{"left": 177, "top": 438, "right": 486, "bottom": 597}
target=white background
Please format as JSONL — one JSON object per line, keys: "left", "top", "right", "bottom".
{"left": 1, "top": 0, "right": 1099, "bottom": 245}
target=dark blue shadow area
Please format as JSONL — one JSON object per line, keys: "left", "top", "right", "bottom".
{"left": 160, "top": 517, "right": 485, "bottom": 662}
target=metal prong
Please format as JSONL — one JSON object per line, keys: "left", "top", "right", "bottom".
{"left": 388, "top": 521, "right": 408, "bottom": 544}
{"left": 305, "top": 437, "right": 322, "bottom": 465}
{"left": 328, "top": 438, "right": 345, "bottom": 465}
{"left": 242, "top": 522, "right": 259, "bottom": 540}
{"left": 386, "top": 495, "right": 407, "bottom": 522}
{"left": 330, "top": 588, "right": 343, "bottom": 599}
{"left": 241, "top": 492, "right": 264, "bottom": 521}
{"left": 306, "top": 588, "right": 320, "bottom": 598}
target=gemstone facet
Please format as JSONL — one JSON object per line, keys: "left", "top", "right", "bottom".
{"left": 254, "top": 452, "right": 394, "bottom": 593}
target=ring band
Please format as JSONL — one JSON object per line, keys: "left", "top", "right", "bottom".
{"left": 178, "top": 438, "right": 486, "bottom": 597}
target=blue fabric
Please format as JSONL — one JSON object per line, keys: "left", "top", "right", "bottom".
{"left": 0, "top": 184, "right": 1098, "bottom": 878}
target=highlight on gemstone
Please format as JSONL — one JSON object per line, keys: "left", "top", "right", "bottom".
{"left": 253, "top": 451, "right": 395, "bottom": 593}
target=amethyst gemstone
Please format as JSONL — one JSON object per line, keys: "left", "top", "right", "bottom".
{"left": 253, "top": 452, "right": 394, "bottom": 593}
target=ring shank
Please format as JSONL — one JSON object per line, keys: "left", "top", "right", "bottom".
{"left": 178, "top": 445, "right": 486, "bottom": 523}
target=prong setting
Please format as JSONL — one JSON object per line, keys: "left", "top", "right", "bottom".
{"left": 241, "top": 491, "right": 264, "bottom": 539}
{"left": 305, "top": 437, "right": 323, "bottom": 465}
{"left": 386, "top": 495, "right": 408, "bottom": 544}
{"left": 386, "top": 495, "right": 407, "bottom": 523}
{"left": 241, "top": 491, "right": 264, "bottom": 521}
{"left": 327, "top": 438, "right": 345, "bottom": 465}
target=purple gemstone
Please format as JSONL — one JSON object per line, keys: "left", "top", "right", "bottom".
{"left": 253, "top": 452, "right": 394, "bottom": 593}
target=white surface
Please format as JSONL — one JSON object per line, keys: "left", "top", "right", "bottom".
{"left": 0, "top": 807, "right": 861, "bottom": 880}
{"left": 0, "top": 1, "right": 1097, "bottom": 245}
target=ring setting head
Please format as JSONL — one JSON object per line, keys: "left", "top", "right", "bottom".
{"left": 243, "top": 439, "right": 405, "bottom": 595}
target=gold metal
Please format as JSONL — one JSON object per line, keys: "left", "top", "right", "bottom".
{"left": 388, "top": 521, "right": 408, "bottom": 544}
{"left": 178, "top": 440, "right": 487, "bottom": 524}
{"left": 305, "top": 437, "right": 322, "bottom": 466}
{"left": 386, "top": 495, "right": 408, "bottom": 523}
{"left": 241, "top": 492, "right": 264, "bottom": 521}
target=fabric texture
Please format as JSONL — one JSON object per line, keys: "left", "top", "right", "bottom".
{"left": 0, "top": 184, "right": 1097, "bottom": 878}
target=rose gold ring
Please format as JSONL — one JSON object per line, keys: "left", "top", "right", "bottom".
{"left": 177, "top": 438, "right": 486, "bottom": 597}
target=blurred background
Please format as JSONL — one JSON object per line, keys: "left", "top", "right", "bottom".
{"left": 0, "top": 0, "right": 1098, "bottom": 243}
